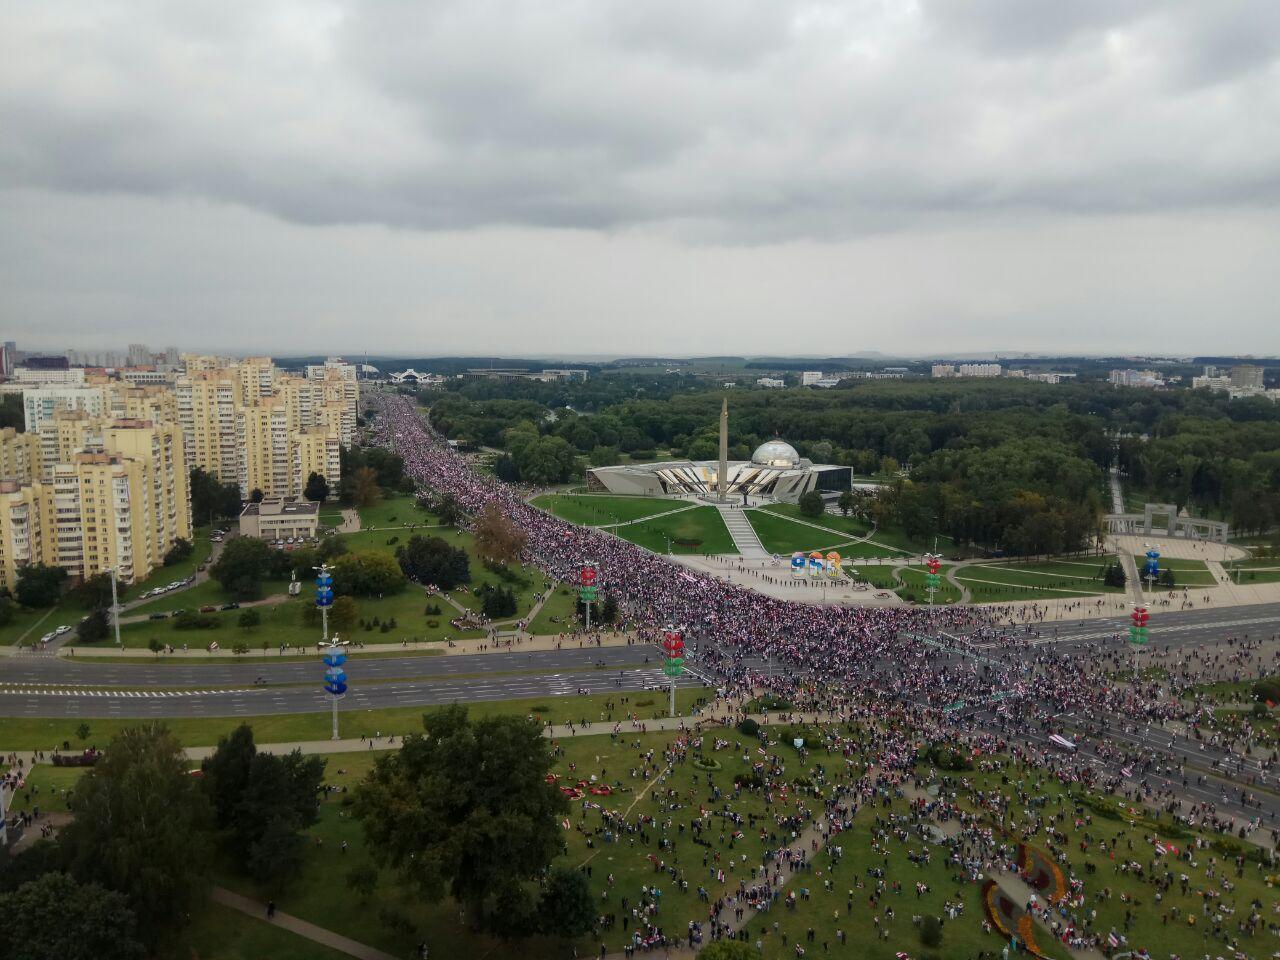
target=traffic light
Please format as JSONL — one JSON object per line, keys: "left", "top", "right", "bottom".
{"left": 1128, "top": 605, "right": 1149, "bottom": 645}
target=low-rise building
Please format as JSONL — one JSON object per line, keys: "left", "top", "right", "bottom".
{"left": 755, "top": 377, "right": 786, "bottom": 389}
{"left": 239, "top": 497, "right": 319, "bottom": 541}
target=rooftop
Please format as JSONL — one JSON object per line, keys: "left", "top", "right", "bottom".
{"left": 240, "top": 496, "right": 319, "bottom": 518}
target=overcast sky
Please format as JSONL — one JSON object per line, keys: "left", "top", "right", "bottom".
{"left": 2, "top": 1, "right": 1278, "bottom": 358}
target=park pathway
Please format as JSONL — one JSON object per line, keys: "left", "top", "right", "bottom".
{"left": 212, "top": 887, "right": 399, "bottom": 960}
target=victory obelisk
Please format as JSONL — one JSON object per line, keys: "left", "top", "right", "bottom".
{"left": 717, "top": 398, "right": 728, "bottom": 501}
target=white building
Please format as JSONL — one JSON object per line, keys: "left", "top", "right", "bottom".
{"left": 756, "top": 377, "right": 785, "bottom": 389}
{"left": 14, "top": 367, "right": 86, "bottom": 386}
{"left": 1110, "top": 369, "right": 1164, "bottom": 388}
{"left": 800, "top": 371, "right": 823, "bottom": 386}
{"left": 1192, "top": 375, "right": 1231, "bottom": 392}
{"left": 22, "top": 386, "right": 106, "bottom": 431}
{"left": 957, "top": 363, "right": 1002, "bottom": 378}
{"left": 931, "top": 364, "right": 955, "bottom": 378}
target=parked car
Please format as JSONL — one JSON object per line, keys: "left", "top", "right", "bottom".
{"left": 199, "top": 605, "right": 216, "bottom": 613}
{"left": 148, "top": 612, "right": 168, "bottom": 620}
{"left": 54, "top": 624, "right": 72, "bottom": 635}
{"left": 220, "top": 602, "right": 240, "bottom": 611}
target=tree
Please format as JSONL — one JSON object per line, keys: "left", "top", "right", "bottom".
{"left": 473, "top": 501, "right": 527, "bottom": 566}
{"left": 1103, "top": 562, "right": 1127, "bottom": 588}
{"left": 396, "top": 535, "right": 471, "bottom": 589}
{"left": 346, "top": 863, "right": 379, "bottom": 901}
{"left": 332, "top": 550, "right": 406, "bottom": 597}
{"left": 697, "top": 942, "right": 756, "bottom": 960}
{"left": 201, "top": 725, "right": 325, "bottom": 889}
{"left": 238, "top": 608, "right": 261, "bottom": 631}
{"left": 434, "top": 492, "right": 463, "bottom": 527}
{"left": 538, "top": 867, "right": 596, "bottom": 940}
{"left": 330, "top": 595, "right": 359, "bottom": 633}
{"left": 76, "top": 721, "right": 91, "bottom": 742}
{"left": 352, "top": 466, "right": 382, "bottom": 508}
{"left": 210, "top": 537, "right": 276, "bottom": 600}
{"left": 0, "top": 596, "right": 12, "bottom": 628}
{"left": 920, "top": 915, "right": 944, "bottom": 948}
{"left": 163, "top": 538, "right": 193, "bottom": 566}
{"left": 354, "top": 705, "right": 568, "bottom": 937}
{"left": 16, "top": 564, "right": 67, "bottom": 608}
{"left": 798, "top": 490, "right": 825, "bottom": 518}
{"left": 250, "top": 487, "right": 265, "bottom": 503}
{"left": 1157, "top": 568, "right": 1176, "bottom": 588}
{"left": 0, "top": 873, "right": 145, "bottom": 960}
{"left": 77, "top": 608, "right": 110, "bottom": 644}
{"left": 837, "top": 490, "right": 855, "bottom": 517}
{"left": 478, "top": 584, "right": 517, "bottom": 619}
{"left": 189, "top": 467, "right": 241, "bottom": 523}
{"left": 147, "top": 637, "right": 163, "bottom": 657}
{"left": 60, "top": 724, "right": 213, "bottom": 946}
{"left": 75, "top": 572, "right": 121, "bottom": 611}
{"left": 304, "top": 471, "right": 330, "bottom": 503}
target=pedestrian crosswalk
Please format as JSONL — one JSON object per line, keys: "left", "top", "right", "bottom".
{"left": 0, "top": 685, "right": 250, "bottom": 698}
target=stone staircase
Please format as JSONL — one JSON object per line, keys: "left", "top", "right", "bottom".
{"left": 716, "top": 505, "right": 769, "bottom": 558}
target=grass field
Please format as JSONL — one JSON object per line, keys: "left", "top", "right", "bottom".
{"left": 526, "top": 585, "right": 581, "bottom": 634}
{"left": 751, "top": 503, "right": 924, "bottom": 556}
{"left": 610, "top": 505, "right": 736, "bottom": 554}
{"left": 532, "top": 493, "right": 682, "bottom": 526}
{"left": 209, "top": 728, "right": 1013, "bottom": 960}
{"left": 0, "top": 688, "right": 711, "bottom": 750}
{"left": 1130, "top": 555, "right": 1217, "bottom": 586}
{"left": 745, "top": 507, "right": 900, "bottom": 558}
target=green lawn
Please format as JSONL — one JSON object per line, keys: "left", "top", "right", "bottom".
{"left": 177, "top": 902, "right": 351, "bottom": 960}
{"left": 962, "top": 558, "right": 1124, "bottom": 594}
{"left": 895, "top": 563, "right": 963, "bottom": 604}
{"left": 745, "top": 507, "right": 901, "bottom": 557}
{"left": 611, "top": 505, "right": 737, "bottom": 554}
{"left": 531, "top": 493, "right": 681, "bottom": 526}
{"left": 0, "top": 688, "right": 711, "bottom": 750}
{"left": 1131, "top": 555, "right": 1217, "bottom": 586}
{"left": 526, "top": 586, "right": 581, "bottom": 635}
{"left": 955, "top": 574, "right": 1100, "bottom": 603}
{"left": 106, "top": 583, "right": 487, "bottom": 652}
{"left": 355, "top": 494, "right": 434, "bottom": 529}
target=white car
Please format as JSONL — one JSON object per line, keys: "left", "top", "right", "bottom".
{"left": 39, "top": 631, "right": 56, "bottom": 644}
{"left": 54, "top": 625, "right": 71, "bottom": 635}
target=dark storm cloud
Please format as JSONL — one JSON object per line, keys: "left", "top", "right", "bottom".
{"left": 2, "top": 0, "right": 1278, "bottom": 239}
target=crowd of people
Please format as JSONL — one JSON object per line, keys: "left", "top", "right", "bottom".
{"left": 367, "top": 391, "right": 1275, "bottom": 844}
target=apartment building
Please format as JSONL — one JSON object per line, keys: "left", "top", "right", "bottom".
{"left": 22, "top": 385, "right": 107, "bottom": 431}
{"left": 0, "top": 427, "right": 38, "bottom": 484}
{"left": 0, "top": 419, "right": 192, "bottom": 589}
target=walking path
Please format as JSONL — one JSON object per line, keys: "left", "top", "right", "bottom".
{"left": 746, "top": 506, "right": 911, "bottom": 556}
{"left": 212, "top": 887, "right": 399, "bottom": 960}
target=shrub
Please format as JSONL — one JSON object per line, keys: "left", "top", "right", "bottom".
{"left": 738, "top": 718, "right": 760, "bottom": 737}
{"left": 920, "top": 916, "right": 943, "bottom": 948}
{"left": 172, "top": 611, "right": 219, "bottom": 630}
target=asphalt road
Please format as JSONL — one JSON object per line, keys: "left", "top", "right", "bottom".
{"left": 0, "top": 661, "right": 705, "bottom": 720}
{"left": 0, "top": 643, "right": 660, "bottom": 688}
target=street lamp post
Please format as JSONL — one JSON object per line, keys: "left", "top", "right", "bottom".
{"left": 320, "top": 637, "right": 349, "bottom": 741}
{"left": 109, "top": 567, "right": 123, "bottom": 647}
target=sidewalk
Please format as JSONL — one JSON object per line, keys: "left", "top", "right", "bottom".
{"left": 39, "top": 629, "right": 639, "bottom": 660}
